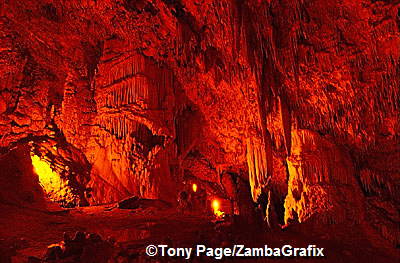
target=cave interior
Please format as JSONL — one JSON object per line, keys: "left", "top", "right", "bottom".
{"left": 0, "top": 0, "right": 399, "bottom": 262}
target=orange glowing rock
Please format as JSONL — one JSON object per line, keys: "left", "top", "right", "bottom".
{"left": 31, "top": 154, "right": 61, "bottom": 191}
{"left": 31, "top": 154, "right": 75, "bottom": 205}
{"left": 192, "top": 183, "right": 197, "bottom": 193}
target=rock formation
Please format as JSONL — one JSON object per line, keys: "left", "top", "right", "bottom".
{"left": 0, "top": 0, "right": 399, "bottom": 253}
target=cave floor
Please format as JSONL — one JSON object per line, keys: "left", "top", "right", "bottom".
{"left": 0, "top": 202, "right": 398, "bottom": 263}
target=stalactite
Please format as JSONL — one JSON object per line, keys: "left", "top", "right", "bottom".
{"left": 359, "top": 168, "right": 395, "bottom": 197}
{"left": 279, "top": 95, "right": 292, "bottom": 156}
{"left": 246, "top": 138, "right": 269, "bottom": 202}
{"left": 97, "top": 72, "right": 156, "bottom": 109}
{"left": 97, "top": 114, "right": 144, "bottom": 141}
{"left": 264, "top": 130, "right": 274, "bottom": 180}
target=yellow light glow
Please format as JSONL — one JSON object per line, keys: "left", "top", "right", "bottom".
{"left": 31, "top": 154, "right": 73, "bottom": 204}
{"left": 212, "top": 199, "right": 220, "bottom": 211}
{"left": 212, "top": 199, "right": 225, "bottom": 217}
{"left": 31, "top": 154, "right": 61, "bottom": 191}
{"left": 192, "top": 183, "right": 197, "bottom": 192}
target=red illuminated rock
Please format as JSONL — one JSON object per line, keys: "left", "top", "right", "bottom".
{"left": 0, "top": 0, "right": 398, "bottom": 249}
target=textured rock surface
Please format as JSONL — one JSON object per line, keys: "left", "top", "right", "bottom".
{"left": 284, "top": 129, "right": 364, "bottom": 225}
{"left": 0, "top": 0, "right": 399, "bottom": 247}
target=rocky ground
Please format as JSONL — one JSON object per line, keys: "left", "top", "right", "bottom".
{"left": 0, "top": 1, "right": 399, "bottom": 262}
{"left": 0, "top": 201, "right": 398, "bottom": 263}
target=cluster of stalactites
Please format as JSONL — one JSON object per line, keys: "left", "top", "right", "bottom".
{"left": 289, "top": 129, "right": 354, "bottom": 184}
{"left": 96, "top": 53, "right": 174, "bottom": 110}
{"left": 97, "top": 115, "right": 139, "bottom": 140}
{"left": 283, "top": 129, "right": 359, "bottom": 225}
{"left": 102, "top": 55, "right": 144, "bottom": 87}
{"left": 97, "top": 54, "right": 146, "bottom": 109}
{"left": 359, "top": 169, "right": 396, "bottom": 198}
{"left": 96, "top": 76, "right": 148, "bottom": 109}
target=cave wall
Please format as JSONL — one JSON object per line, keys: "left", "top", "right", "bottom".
{"left": 0, "top": 0, "right": 399, "bottom": 244}
{"left": 0, "top": 145, "right": 46, "bottom": 207}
